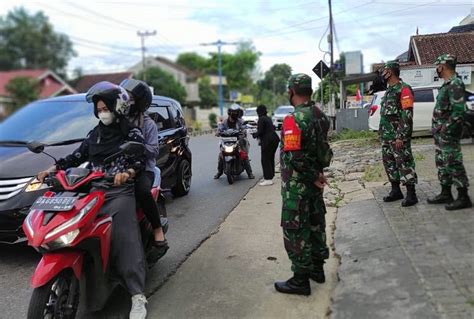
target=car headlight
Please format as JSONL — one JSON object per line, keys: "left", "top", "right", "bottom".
{"left": 42, "top": 229, "right": 80, "bottom": 250}
{"left": 44, "top": 197, "right": 98, "bottom": 241}
{"left": 25, "top": 178, "right": 49, "bottom": 192}
{"left": 224, "top": 145, "right": 235, "bottom": 153}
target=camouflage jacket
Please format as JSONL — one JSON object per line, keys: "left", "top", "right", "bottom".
{"left": 280, "top": 101, "right": 332, "bottom": 196}
{"left": 432, "top": 74, "right": 466, "bottom": 138}
{"left": 380, "top": 81, "right": 414, "bottom": 141}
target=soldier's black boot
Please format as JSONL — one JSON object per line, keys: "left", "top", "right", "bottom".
{"left": 401, "top": 184, "right": 418, "bottom": 207}
{"left": 310, "top": 260, "right": 325, "bottom": 283}
{"left": 445, "top": 188, "right": 472, "bottom": 211}
{"left": 274, "top": 273, "right": 311, "bottom": 296}
{"left": 427, "top": 185, "right": 453, "bottom": 204}
{"left": 383, "top": 182, "right": 404, "bottom": 202}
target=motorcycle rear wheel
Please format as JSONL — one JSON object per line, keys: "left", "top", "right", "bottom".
{"left": 27, "top": 270, "right": 80, "bottom": 319}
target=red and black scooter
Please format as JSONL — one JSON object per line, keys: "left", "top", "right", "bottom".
{"left": 22, "top": 141, "right": 167, "bottom": 318}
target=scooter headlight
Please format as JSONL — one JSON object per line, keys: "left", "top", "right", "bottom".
{"left": 44, "top": 197, "right": 98, "bottom": 241}
{"left": 224, "top": 145, "right": 235, "bottom": 153}
{"left": 42, "top": 229, "right": 80, "bottom": 250}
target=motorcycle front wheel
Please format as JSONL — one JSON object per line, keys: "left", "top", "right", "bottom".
{"left": 27, "top": 270, "right": 80, "bottom": 319}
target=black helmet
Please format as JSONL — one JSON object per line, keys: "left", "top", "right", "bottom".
{"left": 120, "top": 78, "right": 153, "bottom": 113}
{"left": 228, "top": 103, "right": 241, "bottom": 120}
{"left": 86, "top": 81, "right": 131, "bottom": 118}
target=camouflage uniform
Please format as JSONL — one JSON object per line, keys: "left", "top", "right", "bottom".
{"left": 280, "top": 74, "right": 333, "bottom": 275}
{"left": 380, "top": 61, "right": 418, "bottom": 186}
{"left": 432, "top": 55, "right": 469, "bottom": 188}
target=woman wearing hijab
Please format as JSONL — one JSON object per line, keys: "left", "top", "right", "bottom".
{"left": 252, "top": 104, "right": 280, "bottom": 186}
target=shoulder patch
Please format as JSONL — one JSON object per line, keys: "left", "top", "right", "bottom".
{"left": 400, "top": 86, "right": 414, "bottom": 109}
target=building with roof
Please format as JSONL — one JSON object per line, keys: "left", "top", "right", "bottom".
{"left": 371, "top": 14, "right": 474, "bottom": 91}
{"left": 128, "top": 56, "right": 200, "bottom": 104}
{"left": 0, "top": 69, "right": 76, "bottom": 117}
{"left": 74, "top": 71, "right": 133, "bottom": 93}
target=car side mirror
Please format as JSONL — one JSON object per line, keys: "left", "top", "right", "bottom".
{"left": 120, "top": 141, "right": 145, "bottom": 156}
{"left": 27, "top": 141, "right": 45, "bottom": 154}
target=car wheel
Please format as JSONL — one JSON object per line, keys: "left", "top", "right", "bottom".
{"left": 171, "top": 159, "right": 191, "bottom": 197}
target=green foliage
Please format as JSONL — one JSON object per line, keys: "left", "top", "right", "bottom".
{"left": 362, "top": 163, "right": 384, "bottom": 182}
{"left": 176, "top": 52, "right": 208, "bottom": 71}
{"left": 0, "top": 8, "right": 76, "bottom": 77}
{"left": 138, "top": 67, "right": 187, "bottom": 104}
{"left": 208, "top": 112, "right": 217, "bottom": 128}
{"left": 192, "top": 120, "right": 202, "bottom": 132}
{"left": 332, "top": 129, "right": 378, "bottom": 141}
{"left": 5, "top": 76, "right": 40, "bottom": 113}
{"left": 198, "top": 76, "right": 217, "bottom": 108}
{"left": 258, "top": 63, "right": 292, "bottom": 95}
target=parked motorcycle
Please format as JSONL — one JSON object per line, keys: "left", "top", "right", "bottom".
{"left": 23, "top": 141, "right": 168, "bottom": 318}
{"left": 219, "top": 129, "right": 248, "bottom": 184}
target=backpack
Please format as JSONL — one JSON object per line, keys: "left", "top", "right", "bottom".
{"left": 312, "top": 105, "right": 333, "bottom": 168}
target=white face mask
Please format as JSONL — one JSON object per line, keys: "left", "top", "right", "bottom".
{"left": 98, "top": 111, "right": 115, "bottom": 126}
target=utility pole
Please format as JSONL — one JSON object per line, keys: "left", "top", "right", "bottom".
{"left": 200, "top": 40, "right": 238, "bottom": 116}
{"left": 328, "top": 0, "right": 334, "bottom": 74}
{"left": 137, "top": 30, "right": 156, "bottom": 82}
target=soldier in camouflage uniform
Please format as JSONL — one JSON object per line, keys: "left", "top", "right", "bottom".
{"left": 379, "top": 61, "right": 419, "bottom": 207}
{"left": 274, "top": 74, "right": 333, "bottom": 296}
{"left": 427, "top": 54, "right": 472, "bottom": 210}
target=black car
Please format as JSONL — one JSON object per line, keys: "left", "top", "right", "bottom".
{"left": 0, "top": 94, "right": 192, "bottom": 244}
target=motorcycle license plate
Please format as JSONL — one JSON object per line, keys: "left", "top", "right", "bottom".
{"left": 31, "top": 196, "right": 78, "bottom": 211}
{"left": 221, "top": 137, "right": 238, "bottom": 142}
{"left": 225, "top": 156, "right": 234, "bottom": 162}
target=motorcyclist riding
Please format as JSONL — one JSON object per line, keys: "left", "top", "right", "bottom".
{"left": 120, "top": 78, "right": 169, "bottom": 261}
{"left": 214, "top": 104, "right": 255, "bottom": 179}
{"left": 37, "top": 81, "right": 149, "bottom": 319}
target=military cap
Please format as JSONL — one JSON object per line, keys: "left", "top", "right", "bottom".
{"left": 434, "top": 54, "right": 457, "bottom": 66}
{"left": 287, "top": 73, "right": 312, "bottom": 89}
{"left": 383, "top": 60, "right": 399, "bottom": 69}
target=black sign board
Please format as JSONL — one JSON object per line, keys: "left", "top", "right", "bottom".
{"left": 312, "top": 60, "right": 330, "bottom": 80}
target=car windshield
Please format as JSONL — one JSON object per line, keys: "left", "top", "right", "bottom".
{"left": 0, "top": 99, "right": 97, "bottom": 144}
{"left": 244, "top": 109, "right": 257, "bottom": 116}
{"left": 275, "top": 106, "right": 293, "bottom": 115}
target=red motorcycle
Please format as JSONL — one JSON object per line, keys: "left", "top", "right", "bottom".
{"left": 23, "top": 141, "right": 167, "bottom": 318}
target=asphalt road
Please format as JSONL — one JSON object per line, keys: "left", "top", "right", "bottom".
{"left": 0, "top": 134, "right": 271, "bottom": 318}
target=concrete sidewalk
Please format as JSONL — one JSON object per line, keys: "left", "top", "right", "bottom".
{"left": 147, "top": 174, "right": 339, "bottom": 318}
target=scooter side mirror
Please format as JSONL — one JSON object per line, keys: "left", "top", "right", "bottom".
{"left": 27, "top": 141, "right": 45, "bottom": 154}
{"left": 120, "top": 141, "right": 145, "bottom": 156}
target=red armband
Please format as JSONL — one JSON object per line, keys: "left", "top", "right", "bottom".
{"left": 400, "top": 87, "right": 414, "bottom": 109}
{"left": 282, "top": 115, "right": 301, "bottom": 151}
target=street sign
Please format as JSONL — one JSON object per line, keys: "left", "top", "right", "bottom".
{"left": 230, "top": 90, "right": 238, "bottom": 101}
{"left": 312, "top": 60, "right": 330, "bottom": 80}
{"left": 333, "top": 63, "right": 343, "bottom": 72}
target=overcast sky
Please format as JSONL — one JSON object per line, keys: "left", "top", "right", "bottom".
{"left": 1, "top": 0, "right": 472, "bottom": 84}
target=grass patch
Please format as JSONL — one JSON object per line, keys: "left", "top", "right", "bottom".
{"left": 362, "top": 163, "right": 385, "bottom": 182}
{"left": 467, "top": 298, "right": 474, "bottom": 307}
{"left": 331, "top": 129, "right": 378, "bottom": 142}
{"left": 414, "top": 152, "right": 425, "bottom": 161}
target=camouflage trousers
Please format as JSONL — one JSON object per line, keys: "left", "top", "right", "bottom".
{"left": 281, "top": 191, "right": 328, "bottom": 275}
{"left": 382, "top": 139, "right": 417, "bottom": 185}
{"left": 434, "top": 134, "right": 469, "bottom": 188}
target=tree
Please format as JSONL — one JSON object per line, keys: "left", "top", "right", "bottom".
{"left": 0, "top": 8, "right": 76, "bottom": 77}
{"left": 5, "top": 76, "right": 40, "bottom": 113}
{"left": 138, "top": 67, "right": 187, "bottom": 104}
{"left": 259, "top": 63, "right": 292, "bottom": 95}
{"left": 207, "top": 41, "right": 260, "bottom": 91}
{"left": 198, "top": 76, "right": 217, "bottom": 108}
{"left": 176, "top": 52, "right": 208, "bottom": 72}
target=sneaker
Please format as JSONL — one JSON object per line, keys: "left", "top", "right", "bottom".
{"left": 130, "top": 294, "right": 147, "bottom": 319}
{"left": 259, "top": 180, "right": 273, "bottom": 186}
